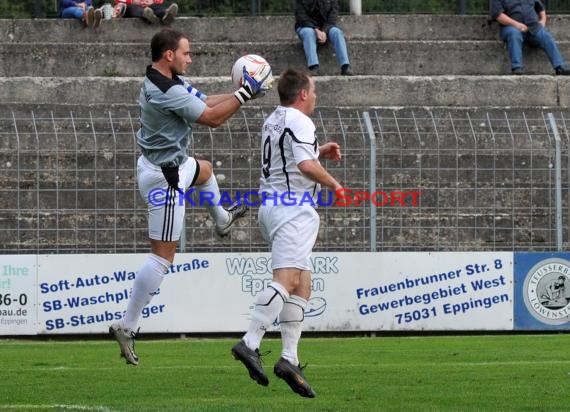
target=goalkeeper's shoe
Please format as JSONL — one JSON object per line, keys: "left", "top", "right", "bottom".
{"left": 109, "top": 322, "right": 139, "bottom": 366}
{"left": 231, "top": 340, "right": 269, "bottom": 386}
{"left": 274, "top": 357, "right": 316, "bottom": 398}
{"left": 215, "top": 202, "right": 248, "bottom": 237}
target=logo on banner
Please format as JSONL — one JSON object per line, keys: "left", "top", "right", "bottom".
{"left": 523, "top": 258, "right": 570, "bottom": 325}
{"left": 306, "top": 297, "right": 327, "bottom": 317}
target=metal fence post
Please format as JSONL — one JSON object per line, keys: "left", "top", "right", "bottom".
{"left": 363, "top": 111, "right": 376, "bottom": 252}
{"left": 250, "top": 0, "right": 258, "bottom": 15}
{"left": 547, "top": 113, "right": 563, "bottom": 251}
{"left": 349, "top": 0, "right": 362, "bottom": 16}
{"left": 457, "top": 0, "right": 467, "bottom": 15}
{"left": 35, "top": 0, "right": 45, "bottom": 18}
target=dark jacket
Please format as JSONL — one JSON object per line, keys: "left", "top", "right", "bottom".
{"left": 490, "top": 0, "right": 544, "bottom": 34}
{"left": 295, "top": 0, "right": 339, "bottom": 34}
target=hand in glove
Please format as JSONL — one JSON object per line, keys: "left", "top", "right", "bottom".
{"left": 234, "top": 64, "right": 273, "bottom": 104}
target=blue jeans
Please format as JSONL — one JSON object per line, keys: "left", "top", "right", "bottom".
{"left": 61, "top": 7, "right": 85, "bottom": 19}
{"left": 500, "top": 25, "right": 566, "bottom": 70}
{"left": 296, "top": 26, "right": 350, "bottom": 68}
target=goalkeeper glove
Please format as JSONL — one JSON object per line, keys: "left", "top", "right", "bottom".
{"left": 161, "top": 165, "right": 180, "bottom": 191}
{"left": 234, "top": 64, "right": 272, "bottom": 105}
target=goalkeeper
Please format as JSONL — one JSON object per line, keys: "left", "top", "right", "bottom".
{"left": 110, "top": 28, "right": 271, "bottom": 366}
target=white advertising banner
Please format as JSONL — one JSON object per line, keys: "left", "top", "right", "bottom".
{"left": 35, "top": 251, "right": 514, "bottom": 334}
{"left": 327, "top": 252, "right": 514, "bottom": 331}
{"left": 0, "top": 255, "right": 37, "bottom": 335}
{"left": 38, "top": 253, "right": 218, "bottom": 334}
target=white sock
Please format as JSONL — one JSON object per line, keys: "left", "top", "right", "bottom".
{"left": 279, "top": 295, "right": 307, "bottom": 366}
{"left": 243, "top": 281, "right": 289, "bottom": 351}
{"left": 196, "top": 174, "right": 229, "bottom": 226}
{"left": 122, "top": 253, "right": 170, "bottom": 331}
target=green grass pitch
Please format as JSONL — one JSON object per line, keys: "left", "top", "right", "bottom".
{"left": 0, "top": 334, "right": 568, "bottom": 411}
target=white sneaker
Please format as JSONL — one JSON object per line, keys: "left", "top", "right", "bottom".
{"left": 109, "top": 322, "right": 139, "bottom": 365}
{"left": 215, "top": 202, "right": 249, "bottom": 237}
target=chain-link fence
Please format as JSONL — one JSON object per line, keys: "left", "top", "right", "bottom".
{"left": 1, "top": 108, "right": 569, "bottom": 254}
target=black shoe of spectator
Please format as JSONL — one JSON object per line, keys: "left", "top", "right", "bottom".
{"left": 555, "top": 66, "right": 570, "bottom": 76}
{"left": 308, "top": 65, "right": 320, "bottom": 76}
{"left": 341, "top": 64, "right": 354, "bottom": 76}
{"left": 512, "top": 68, "right": 523, "bottom": 75}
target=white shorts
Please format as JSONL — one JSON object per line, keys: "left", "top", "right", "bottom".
{"left": 258, "top": 205, "right": 320, "bottom": 271}
{"left": 137, "top": 155, "right": 199, "bottom": 242}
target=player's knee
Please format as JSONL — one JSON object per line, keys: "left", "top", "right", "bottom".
{"left": 196, "top": 160, "right": 213, "bottom": 183}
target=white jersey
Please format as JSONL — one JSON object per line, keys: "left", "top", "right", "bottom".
{"left": 259, "top": 106, "right": 320, "bottom": 203}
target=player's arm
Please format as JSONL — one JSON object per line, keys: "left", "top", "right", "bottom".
{"left": 195, "top": 96, "right": 241, "bottom": 128}
{"left": 319, "top": 142, "right": 341, "bottom": 161}
{"left": 204, "top": 94, "right": 236, "bottom": 106}
{"left": 298, "top": 159, "right": 342, "bottom": 192}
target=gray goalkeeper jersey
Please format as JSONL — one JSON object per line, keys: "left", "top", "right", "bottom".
{"left": 136, "top": 65, "right": 207, "bottom": 167}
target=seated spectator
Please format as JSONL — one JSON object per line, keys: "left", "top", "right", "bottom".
{"left": 491, "top": 0, "right": 570, "bottom": 75}
{"left": 295, "top": 0, "right": 353, "bottom": 76}
{"left": 115, "top": 0, "right": 178, "bottom": 25}
{"left": 59, "top": 0, "right": 102, "bottom": 28}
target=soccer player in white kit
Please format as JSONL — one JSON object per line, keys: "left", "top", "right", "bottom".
{"left": 232, "top": 68, "right": 342, "bottom": 398}
{"left": 110, "top": 28, "right": 271, "bottom": 365}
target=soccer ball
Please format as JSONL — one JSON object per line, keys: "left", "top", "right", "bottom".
{"left": 231, "top": 54, "right": 272, "bottom": 89}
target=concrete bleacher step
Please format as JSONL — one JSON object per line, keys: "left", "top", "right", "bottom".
{"left": 4, "top": 40, "right": 570, "bottom": 77}
{"left": 2, "top": 15, "right": 570, "bottom": 107}
{"left": 3, "top": 15, "right": 570, "bottom": 43}
{"left": 2, "top": 75, "right": 569, "bottom": 108}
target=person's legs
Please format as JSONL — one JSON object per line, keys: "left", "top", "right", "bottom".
{"left": 328, "top": 26, "right": 350, "bottom": 67}
{"left": 149, "top": 3, "right": 166, "bottom": 18}
{"left": 279, "top": 272, "right": 310, "bottom": 366}
{"left": 61, "top": 7, "right": 84, "bottom": 19}
{"left": 243, "top": 279, "right": 290, "bottom": 350}
{"left": 528, "top": 27, "right": 567, "bottom": 70}
{"left": 273, "top": 270, "right": 316, "bottom": 398}
{"left": 232, "top": 278, "right": 289, "bottom": 386}
{"left": 124, "top": 4, "right": 145, "bottom": 18}
{"left": 500, "top": 25, "right": 524, "bottom": 71}
{"left": 296, "top": 26, "right": 319, "bottom": 68}
{"left": 233, "top": 205, "right": 311, "bottom": 386}
{"left": 193, "top": 160, "right": 228, "bottom": 226}
{"left": 192, "top": 159, "right": 247, "bottom": 236}
{"left": 271, "top": 207, "right": 318, "bottom": 397}
{"left": 123, "top": 243, "right": 172, "bottom": 332}
{"left": 110, "top": 155, "right": 192, "bottom": 365}
{"left": 150, "top": 2, "right": 177, "bottom": 24}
